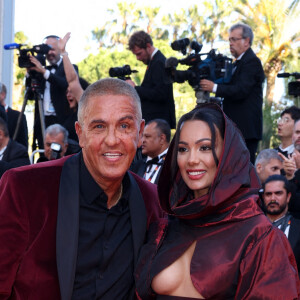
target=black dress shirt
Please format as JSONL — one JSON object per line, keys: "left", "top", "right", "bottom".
{"left": 72, "top": 157, "right": 134, "bottom": 299}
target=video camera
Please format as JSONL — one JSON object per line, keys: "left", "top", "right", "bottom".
{"left": 109, "top": 64, "right": 138, "bottom": 81}
{"left": 4, "top": 43, "right": 51, "bottom": 68}
{"left": 165, "top": 38, "right": 233, "bottom": 103}
{"left": 277, "top": 72, "right": 300, "bottom": 97}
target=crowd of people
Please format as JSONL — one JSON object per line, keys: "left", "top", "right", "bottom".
{"left": 0, "top": 22, "right": 300, "bottom": 299}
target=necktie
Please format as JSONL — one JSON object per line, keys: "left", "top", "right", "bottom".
{"left": 232, "top": 60, "right": 240, "bottom": 74}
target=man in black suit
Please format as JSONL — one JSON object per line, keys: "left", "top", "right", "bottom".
{"left": 200, "top": 23, "right": 265, "bottom": 163}
{"left": 0, "top": 78, "right": 163, "bottom": 299}
{"left": 262, "top": 174, "right": 300, "bottom": 275}
{"left": 131, "top": 118, "right": 170, "bottom": 184}
{"left": 28, "top": 35, "right": 78, "bottom": 150}
{"left": 0, "top": 117, "right": 30, "bottom": 178}
{"left": 126, "top": 31, "right": 176, "bottom": 129}
{"left": 0, "top": 82, "right": 28, "bottom": 148}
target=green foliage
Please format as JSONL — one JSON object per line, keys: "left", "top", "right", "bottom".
{"left": 14, "top": 31, "right": 29, "bottom": 85}
{"left": 13, "top": 1, "right": 300, "bottom": 148}
{"left": 77, "top": 38, "right": 196, "bottom": 123}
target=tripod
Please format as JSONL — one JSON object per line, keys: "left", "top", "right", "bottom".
{"left": 13, "top": 74, "right": 46, "bottom": 152}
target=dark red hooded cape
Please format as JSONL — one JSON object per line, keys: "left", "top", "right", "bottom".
{"left": 135, "top": 104, "right": 300, "bottom": 299}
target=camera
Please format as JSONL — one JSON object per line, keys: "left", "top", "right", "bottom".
{"left": 277, "top": 72, "right": 300, "bottom": 97}
{"left": 4, "top": 43, "right": 51, "bottom": 68}
{"left": 50, "top": 142, "right": 62, "bottom": 160}
{"left": 109, "top": 65, "right": 138, "bottom": 80}
{"left": 166, "top": 38, "right": 233, "bottom": 103}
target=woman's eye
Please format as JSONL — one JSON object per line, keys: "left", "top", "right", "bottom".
{"left": 200, "top": 145, "right": 212, "bottom": 151}
{"left": 178, "top": 147, "right": 187, "bottom": 153}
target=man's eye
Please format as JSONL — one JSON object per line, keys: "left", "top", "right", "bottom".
{"left": 121, "top": 124, "right": 128, "bottom": 129}
{"left": 95, "top": 124, "right": 104, "bottom": 129}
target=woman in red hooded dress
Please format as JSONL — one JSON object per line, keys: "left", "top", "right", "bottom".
{"left": 135, "top": 103, "right": 300, "bottom": 299}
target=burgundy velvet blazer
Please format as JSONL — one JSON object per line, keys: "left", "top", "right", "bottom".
{"left": 0, "top": 153, "right": 163, "bottom": 300}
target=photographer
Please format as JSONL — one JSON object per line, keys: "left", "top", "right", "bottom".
{"left": 36, "top": 124, "right": 68, "bottom": 162}
{"left": 200, "top": 23, "right": 265, "bottom": 164}
{"left": 28, "top": 34, "right": 78, "bottom": 150}
{"left": 126, "top": 31, "right": 176, "bottom": 129}
{"left": 0, "top": 82, "right": 28, "bottom": 148}
{"left": 0, "top": 117, "right": 30, "bottom": 178}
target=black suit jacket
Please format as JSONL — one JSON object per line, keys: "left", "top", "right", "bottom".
{"left": 6, "top": 107, "right": 28, "bottom": 148}
{"left": 216, "top": 48, "right": 265, "bottom": 140}
{"left": 0, "top": 104, "right": 7, "bottom": 122}
{"left": 288, "top": 216, "right": 300, "bottom": 275}
{"left": 0, "top": 153, "right": 163, "bottom": 300}
{"left": 47, "top": 62, "right": 78, "bottom": 124}
{"left": 0, "top": 139, "right": 30, "bottom": 177}
{"left": 135, "top": 50, "right": 176, "bottom": 129}
{"left": 130, "top": 157, "right": 164, "bottom": 185}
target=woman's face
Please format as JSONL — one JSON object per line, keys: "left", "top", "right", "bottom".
{"left": 177, "top": 120, "right": 223, "bottom": 198}
{"left": 66, "top": 87, "right": 77, "bottom": 109}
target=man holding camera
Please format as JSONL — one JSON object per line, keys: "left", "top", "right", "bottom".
{"left": 126, "top": 30, "right": 176, "bottom": 129}
{"left": 28, "top": 35, "right": 78, "bottom": 150}
{"left": 200, "top": 23, "right": 265, "bottom": 164}
{"left": 36, "top": 124, "right": 68, "bottom": 162}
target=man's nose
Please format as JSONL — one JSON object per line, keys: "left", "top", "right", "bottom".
{"left": 104, "top": 128, "right": 119, "bottom": 145}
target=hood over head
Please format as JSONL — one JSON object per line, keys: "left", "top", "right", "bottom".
{"left": 158, "top": 103, "right": 261, "bottom": 226}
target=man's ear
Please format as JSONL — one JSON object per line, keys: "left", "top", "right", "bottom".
{"left": 256, "top": 163, "right": 262, "bottom": 174}
{"left": 160, "top": 133, "right": 166, "bottom": 145}
{"left": 137, "top": 119, "right": 145, "bottom": 148}
{"left": 75, "top": 121, "right": 83, "bottom": 148}
{"left": 244, "top": 37, "right": 251, "bottom": 47}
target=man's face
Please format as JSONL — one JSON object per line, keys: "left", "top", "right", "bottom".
{"left": 141, "top": 122, "right": 163, "bottom": 158}
{"left": 0, "top": 91, "right": 5, "bottom": 105}
{"left": 293, "top": 120, "right": 300, "bottom": 151}
{"left": 263, "top": 180, "right": 291, "bottom": 217}
{"left": 229, "top": 28, "right": 250, "bottom": 58}
{"left": 75, "top": 94, "right": 144, "bottom": 187}
{"left": 131, "top": 44, "right": 152, "bottom": 65}
{"left": 45, "top": 37, "right": 61, "bottom": 65}
{"left": 44, "top": 132, "right": 67, "bottom": 160}
{"left": 256, "top": 158, "right": 283, "bottom": 184}
{"left": 277, "top": 113, "right": 294, "bottom": 139}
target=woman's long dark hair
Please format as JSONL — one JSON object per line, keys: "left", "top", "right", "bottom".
{"left": 170, "top": 105, "right": 225, "bottom": 195}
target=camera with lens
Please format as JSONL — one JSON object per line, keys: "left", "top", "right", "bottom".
{"left": 50, "top": 142, "right": 62, "bottom": 160}
{"left": 277, "top": 72, "right": 300, "bottom": 97}
{"left": 166, "top": 38, "right": 233, "bottom": 103}
{"left": 15, "top": 44, "right": 52, "bottom": 69}
{"left": 109, "top": 65, "right": 138, "bottom": 81}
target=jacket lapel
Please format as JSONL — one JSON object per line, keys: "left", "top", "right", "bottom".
{"left": 127, "top": 172, "right": 147, "bottom": 267}
{"left": 288, "top": 217, "right": 297, "bottom": 249}
{"left": 56, "top": 154, "right": 80, "bottom": 300}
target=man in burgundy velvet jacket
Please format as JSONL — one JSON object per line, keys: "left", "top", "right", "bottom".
{"left": 0, "top": 78, "right": 163, "bottom": 300}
